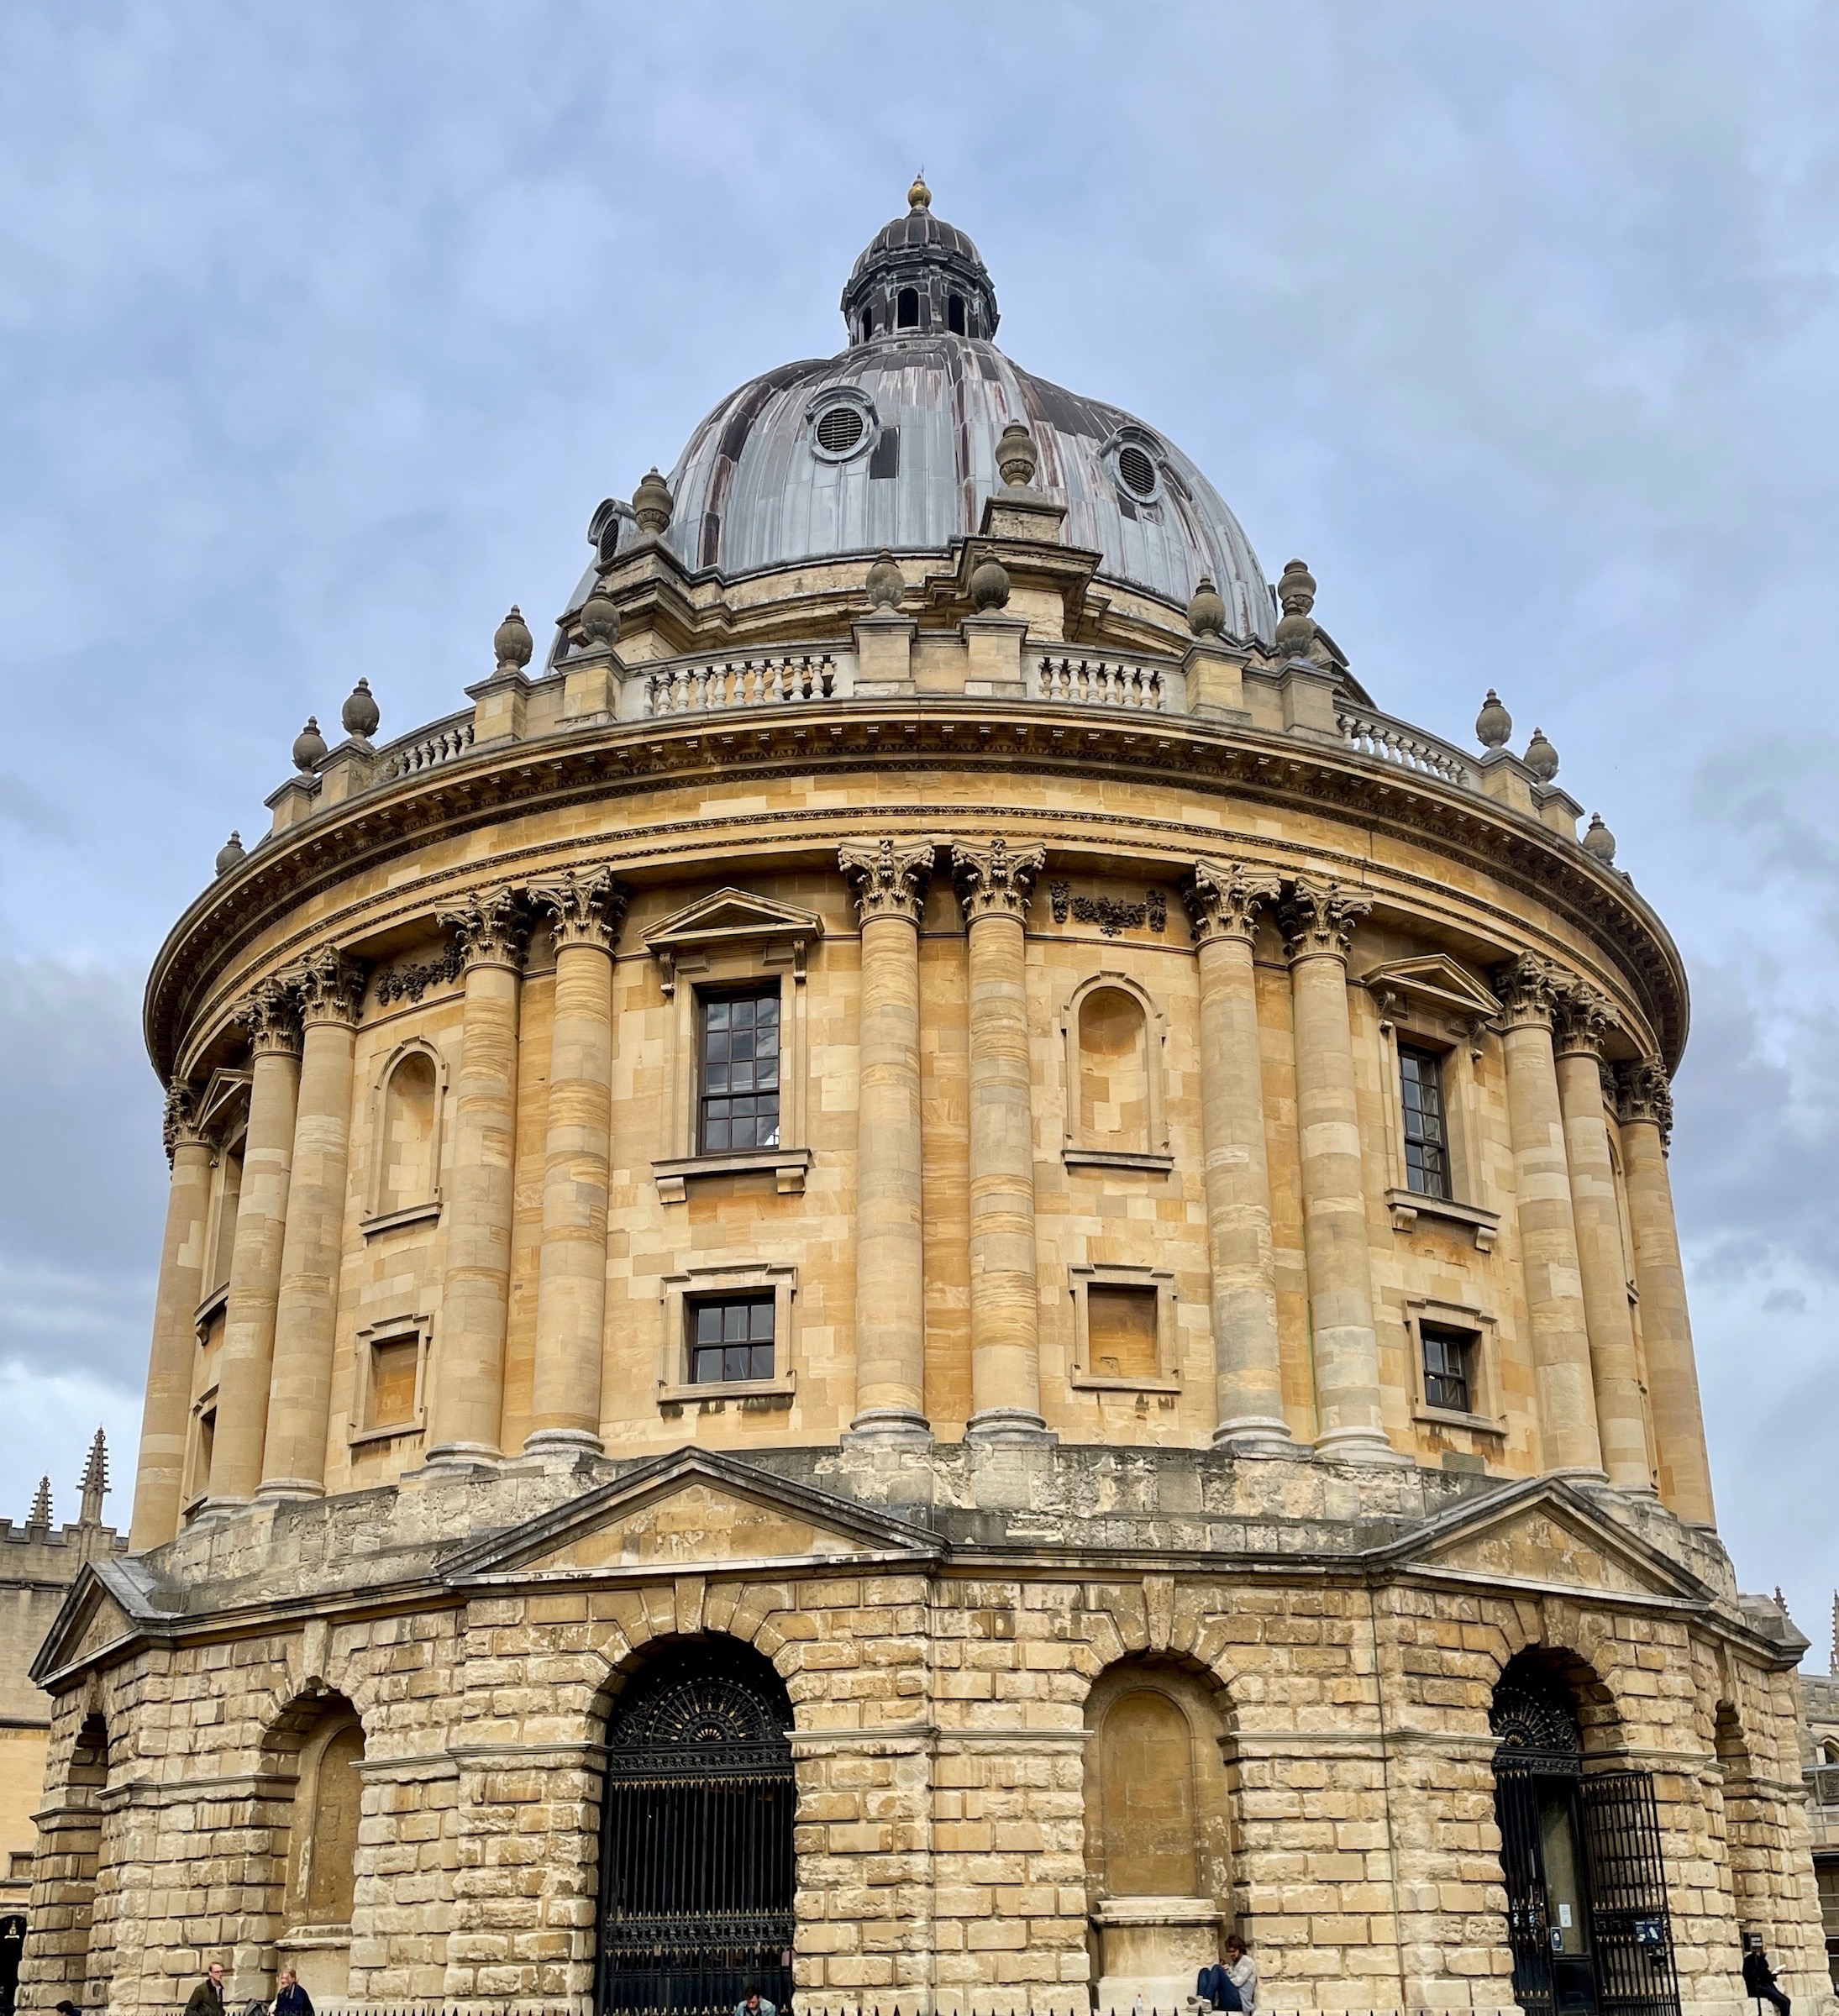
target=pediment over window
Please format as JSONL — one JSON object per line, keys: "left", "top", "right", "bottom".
{"left": 441, "top": 1448, "right": 940, "bottom": 1584}
{"left": 31, "top": 1561, "right": 166, "bottom": 1686}
{"left": 1374, "top": 1477, "right": 1710, "bottom": 1608}
{"left": 196, "top": 1067, "right": 253, "bottom": 1147}
{"left": 1360, "top": 954, "right": 1500, "bottom": 1024}
{"left": 643, "top": 889, "right": 825, "bottom": 993}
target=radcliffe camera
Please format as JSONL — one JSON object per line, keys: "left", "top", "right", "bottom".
{"left": 0, "top": 18, "right": 1833, "bottom": 2016}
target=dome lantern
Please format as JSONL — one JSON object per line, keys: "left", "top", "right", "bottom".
{"left": 841, "top": 177, "right": 999, "bottom": 346}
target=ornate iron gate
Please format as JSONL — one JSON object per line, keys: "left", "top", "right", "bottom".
{"left": 1579, "top": 1771, "right": 1680, "bottom": 2016}
{"left": 597, "top": 1643, "right": 796, "bottom": 2016}
{"left": 1490, "top": 1660, "right": 1680, "bottom": 2016}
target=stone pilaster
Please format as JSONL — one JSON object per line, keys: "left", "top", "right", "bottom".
{"left": 129, "top": 1082, "right": 212, "bottom": 1549}
{"left": 1552, "top": 985, "right": 1652, "bottom": 1494}
{"left": 260, "top": 946, "right": 367, "bottom": 1499}
{"left": 427, "top": 889, "right": 529, "bottom": 1467}
{"left": 525, "top": 866, "right": 630, "bottom": 1456}
{"left": 1279, "top": 875, "right": 1400, "bottom": 1463}
{"left": 1181, "top": 858, "right": 1293, "bottom": 1452}
{"left": 951, "top": 837, "right": 1050, "bottom": 1441}
{"left": 1495, "top": 954, "right": 1605, "bottom": 1480}
{"left": 208, "top": 976, "right": 302, "bottom": 1510}
{"left": 1616, "top": 1058, "right": 1716, "bottom": 1524}
{"left": 841, "top": 838, "right": 934, "bottom": 1440}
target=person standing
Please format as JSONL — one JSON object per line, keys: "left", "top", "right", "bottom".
{"left": 1225, "top": 1934, "right": 1258, "bottom": 2016}
{"left": 1743, "top": 1937, "right": 1790, "bottom": 2016}
{"left": 273, "top": 1966, "right": 314, "bottom": 2016}
{"left": 182, "top": 1962, "right": 226, "bottom": 2016}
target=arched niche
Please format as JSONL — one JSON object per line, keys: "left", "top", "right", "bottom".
{"left": 1082, "top": 1656, "right": 1233, "bottom": 2012}
{"left": 270, "top": 1693, "right": 366, "bottom": 2003}
{"left": 366, "top": 1040, "right": 445, "bottom": 1228}
{"left": 30, "top": 1711, "right": 108, "bottom": 2008}
{"left": 1061, "top": 973, "right": 1170, "bottom": 1171}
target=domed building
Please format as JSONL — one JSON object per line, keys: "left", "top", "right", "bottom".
{"left": 18, "top": 181, "right": 1825, "bottom": 2016}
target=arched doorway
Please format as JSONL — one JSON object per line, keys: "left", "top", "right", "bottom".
{"left": 1491, "top": 1654, "right": 1680, "bottom": 2016}
{"left": 597, "top": 1640, "right": 796, "bottom": 2016}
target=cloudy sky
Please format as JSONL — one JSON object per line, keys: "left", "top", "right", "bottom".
{"left": 3, "top": 3, "right": 1836, "bottom": 1656}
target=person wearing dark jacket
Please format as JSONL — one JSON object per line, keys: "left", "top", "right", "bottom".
{"left": 182, "top": 1963, "right": 225, "bottom": 2016}
{"left": 1744, "top": 1939, "right": 1790, "bottom": 2016}
{"left": 273, "top": 1966, "right": 314, "bottom": 2016}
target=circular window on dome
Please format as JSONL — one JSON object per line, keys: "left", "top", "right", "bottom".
{"left": 807, "top": 388, "right": 877, "bottom": 464}
{"left": 1115, "top": 441, "right": 1160, "bottom": 501}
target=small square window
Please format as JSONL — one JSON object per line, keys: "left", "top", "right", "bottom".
{"left": 8, "top": 1849, "right": 33, "bottom": 1880}
{"left": 1421, "top": 1323, "right": 1475, "bottom": 1415}
{"left": 698, "top": 989, "right": 781, "bottom": 1153}
{"left": 1399, "top": 1044, "right": 1452, "bottom": 1200}
{"left": 1085, "top": 1284, "right": 1160, "bottom": 1382}
{"left": 689, "top": 1294, "right": 775, "bottom": 1385}
{"left": 370, "top": 1336, "right": 421, "bottom": 1429}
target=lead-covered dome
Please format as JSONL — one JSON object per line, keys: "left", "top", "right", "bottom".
{"left": 583, "top": 182, "right": 1276, "bottom": 641}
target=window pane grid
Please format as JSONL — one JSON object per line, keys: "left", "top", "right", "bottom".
{"left": 690, "top": 1294, "right": 775, "bottom": 1384}
{"left": 1399, "top": 1045, "right": 1451, "bottom": 1200}
{"left": 699, "top": 990, "right": 781, "bottom": 1152}
{"left": 1421, "top": 1324, "right": 1474, "bottom": 1415}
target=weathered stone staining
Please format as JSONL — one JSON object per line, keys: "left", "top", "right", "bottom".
{"left": 16, "top": 184, "right": 1819, "bottom": 2016}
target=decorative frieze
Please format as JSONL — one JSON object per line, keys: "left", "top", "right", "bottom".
{"left": 1047, "top": 881, "right": 1168, "bottom": 936}
{"left": 374, "top": 940, "right": 464, "bottom": 1006}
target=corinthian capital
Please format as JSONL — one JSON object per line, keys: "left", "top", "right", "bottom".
{"left": 840, "top": 837, "right": 934, "bottom": 925}
{"left": 296, "top": 944, "right": 369, "bottom": 1028}
{"left": 438, "top": 887, "right": 531, "bottom": 971}
{"left": 1493, "top": 952, "right": 1558, "bottom": 1028}
{"left": 162, "top": 1080, "right": 205, "bottom": 1163}
{"left": 243, "top": 974, "right": 303, "bottom": 1058}
{"left": 527, "top": 864, "right": 632, "bottom": 952}
{"left": 951, "top": 835, "right": 1046, "bottom": 922}
{"left": 1278, "top": 874, "right": 1372, "bottom": 963}
{"left": 1181, "top": 858, "right": 1282, "bottom": 946}
{"left": 1615, "top": 1057, "right": 1674, "bottom": 1142}
{"left": 1552, "top": 981, "right": 1613, "bottom": 1060}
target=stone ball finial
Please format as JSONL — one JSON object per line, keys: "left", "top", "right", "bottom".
{"left": 969, "top": 554, "right": 1011, "bottom": 611}
{"left": 633, "top": 466, "right": 674, "bottom": 537}
{"left": 1274, "top": 558, "right": 1318, "bottom": 659}
{"left": 493, "top": 606, "right": 534, "bottom": 673}
{"left": 995, "top": 421, "right": 1038, "bottom": 490}
{"left": 1187, "top": 575, "right": 1227, "bottom": 639}
{"left": 341, "top": 677, "right": 380, "bottom": 742}
{"left": 577, "top": 581, "right": 622, "bottom": 651}
{"left": 1475, "top": 688, "right": 1512, "bottom": 750}
{"left": 1524, "top": 726, "right": 1559, "bottom": 783}
{"left": 292, "top": 717, "right": 328, "bottom": 774}
{"left": 215, "top": 831, "right": 245, "bottom": 877}
{"left": 908, "top": 171, "right": 932, "bottom": 213}
{"left": 865, "top": 548, "right": 905, "bottom": 611}
{"left": 1582, "top": 812, "right": 1616, "bottom": 864}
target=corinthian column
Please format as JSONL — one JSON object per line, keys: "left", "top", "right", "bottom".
{"left": 208, "top": 978, "right": 302, "bottom": 1509}
{"left": 129, "top": 1084, "right": 212, "bottom": 1549}
{"left": 1495, "top": 955, "right": 1605, "bottom": 1479}
{"left": 1182, "top": 859, "right": 1292, "bottom": 1452}
{"left": 1616, "top": 1060, "right": 1716, "bottom": 1524}
{"left": 952, "top": 836, "right": 1050, "bottom": 1441}
{"left": 841, "top": 837, "right": 934, "bottom": 1440}
{"left": 1552, "top": 986, "right": 1652, "bottom": 1494}
{"left": 1280, "top": 876, "right": 1399, "bottom": 1462}
{"left": 524, "top": 866, "right": 630, "bottom": 1457}
{"left": 427, "top": 889, "right": 528, "bottom": 1466}
{"left": 260, "top": 947, "right": 366, "bottom": 1499}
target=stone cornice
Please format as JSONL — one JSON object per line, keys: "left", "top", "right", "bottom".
{"left": 144, "top": 700, "right": 1689, "bottom": 1080}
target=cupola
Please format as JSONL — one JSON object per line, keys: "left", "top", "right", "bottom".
{"left": 839, "top": 175, "right": 1000, "bottom": 344}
